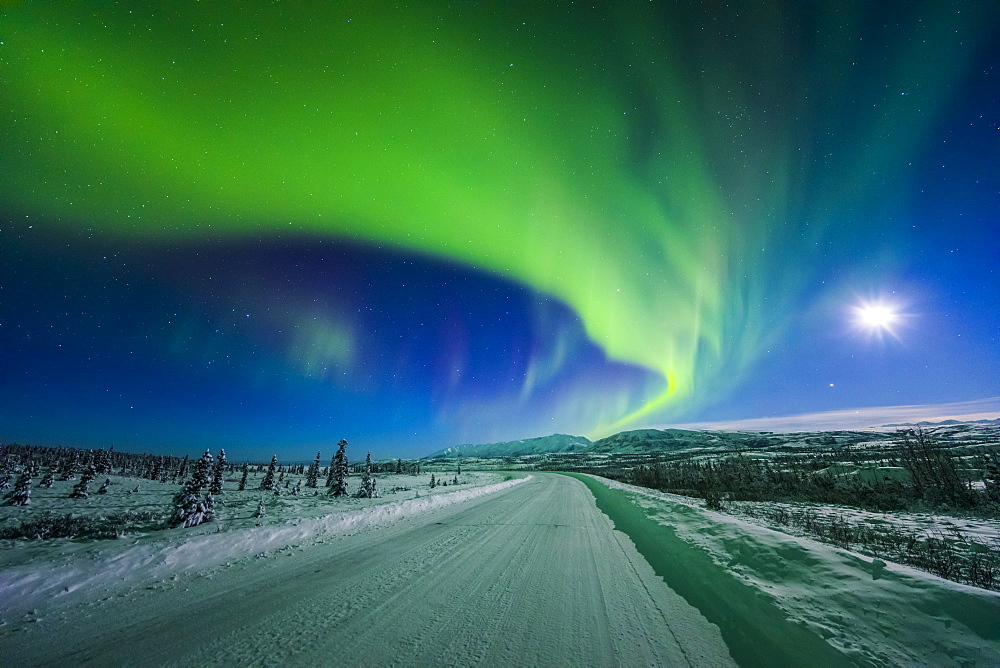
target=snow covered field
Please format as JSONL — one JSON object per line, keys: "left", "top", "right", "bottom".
{"left": 2, "top": 472, "right": 733, "bottom": 666}
{"left": 592, "top": 475, "right": 1000, "bottom": 666}
{"left": 2, "top": 471, "right": 998, "bottom": 665}
{"left": 726, "top": 497, "right": 1000, "bottom": 549}
{"left": 0, "top": 470, "right": 514, "bottom": 617}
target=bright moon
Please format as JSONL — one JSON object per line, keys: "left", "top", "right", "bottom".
{"left": 850, "top": 298, "right": 907, "bottom": 339}
{"left": 857, "top": 304, "right": 897, "bottom": 330}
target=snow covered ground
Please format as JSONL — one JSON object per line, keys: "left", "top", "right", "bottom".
{"left": 2, "top": 473, "right": 733, "bottom": 666}
{"left": 0, "top": 470, "right": 516, "bottom": 618}
{"left": 593, "top": 475, "right": 1000, "bottom": 666}
{"left": 726, "top": 497, "right": 1000, "bottom": 548}
{"left": 2, "top": 471, "right": 998, "bottom": 665}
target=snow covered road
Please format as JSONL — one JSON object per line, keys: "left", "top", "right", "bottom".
{"left": 2, "top": 473, "right": 734, "bottom": 666}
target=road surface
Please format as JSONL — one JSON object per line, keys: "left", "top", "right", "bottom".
{"left": 2, "top": 473, "right": 734, "bottom": 666}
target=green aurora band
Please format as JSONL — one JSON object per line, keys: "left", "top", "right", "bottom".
{"left": 2, "top": 3, "right": 992, "bottom": 436}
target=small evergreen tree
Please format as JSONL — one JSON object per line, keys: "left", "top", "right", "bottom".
{"left": 71, "top": 465, "right": 96, "bottom": 498}
{"left": 39, "top": 468, "right": 55, "bottom": 488}
{"left": 5, "top": 472, "right": 31, "bottom": 506}
{"left": 210, "top": 449, "right": 227, "bottom": 496}
{"left": 306, "top": 452, "right": 321, "bottom": 488}
{"left": 986, "top": 455, "right": 1000, "bottom": 485}
{"left": 429, "top": 473, "right": 436, "bottom": 489}
{"left": 396, "top": 458, "right": 403, "bottom": 474}
{"left": 170, "top": 450, "right": 215, "bottom": 528}
{"left": 357, "top": 453, "right": 376, "bottom": 498}
{"left": 70, "top": 464, "right": 96, "bottom": 499}
{"left": 238, "top": 463, "right": 249, "bottom": 491}
{"left": 176, "top": 454, "right": 189, "bottom": 481}
{"left": 58, "top": 456, "right": 77, "bottom": 481}
{"left": 325, "top": 452, "right": 337, "bottom": 488}
{"left": 331, "top": 439, "right": 349, "bottom": 497}
{"left": 261, "top": 455, "right": 278, "bottom": 491}
{"left": 0, "top": 472, "right": 10, "bottom": 492}
{"left": 254, "top": 497, "right": 266, "bottom": 518}
{"left": 97, "top": 478, "right": 111, "bottom": 494}
{"left": 94, "top": 448, "right": 111, "bottom": 475}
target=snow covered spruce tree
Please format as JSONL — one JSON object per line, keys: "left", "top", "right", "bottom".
{"left": 70, "top": 465, "right": 96, "bottom": 498}
{"left": 39, "top": 468, "right": 55, "bottom": 488}
{"left": 97, "top": 478, "right": 111, "bottom": 494}
{"left": 170, "top": 450, "right": 216, "bottom": 528}
{"left": 58, "top": 455, "right": 77, "bottom": 481}
{"left": 306, "top": 452, "right": 321, "bottom": 488}
{"left": 175, "top": 454, "right": 189, "bottom": 481}
{"left": 260, "top": 455, "right": 278, "bottom": 491}
{"left": 5, "top": 472, "right": 32, "bottom": 506}
{"left": 325, "top": 452, "right": 337, "bottom": 488}
{"left": 93, "top": 448, "right": 111, "bottom": 475}
{"left": 357, "top": 453, "right": 376, "bottom": 498}
{"left": 254, "top": 497, "right": 266, "bottom": 518}
{"left": 210, "top": 449, "right": 227, "bottom": 496}
{"left": 330, "top": 439, "right": 349, "bottom": 497}
{"left": 238, "top": 463, "right": 249, "bottom": 491}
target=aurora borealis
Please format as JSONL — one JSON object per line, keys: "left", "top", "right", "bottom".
{"left": 2, "top": 2, "right": 998, "bottom": 459}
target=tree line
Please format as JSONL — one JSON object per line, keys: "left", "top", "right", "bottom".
{"left": 1, "top": 439, "right": 462, "bottom": 536}
{"left": 571, "top": 429, "right": 1000, "bottom": 514}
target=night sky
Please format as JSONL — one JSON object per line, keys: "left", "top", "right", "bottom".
{"left": 2, "top": 2, "right": 997, "bottom": 460}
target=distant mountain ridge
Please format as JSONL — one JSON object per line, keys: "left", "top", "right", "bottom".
{"left": 588, "top": 428, "right": 738, "bottom": 453}
{"left": 424, "top": 420, "right": 999, "bottom": 460}
{"left": 880, "top": 418, "right": 1000, "bottom": 428}
{"left": 423, "top": 428, "right": 880, "bottom": 459}
{"left": 425, "top": 434, "right": 592, "bottom": 460}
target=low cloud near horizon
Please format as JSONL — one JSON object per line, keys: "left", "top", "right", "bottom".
{"left": 665, "top": 397, "right": 1000, "bottom": 433}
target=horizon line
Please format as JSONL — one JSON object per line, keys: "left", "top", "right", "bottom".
{"left": 657, "top": 397, "right": 1000, "bottom": 433}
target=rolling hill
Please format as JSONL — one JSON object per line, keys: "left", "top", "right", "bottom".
{"left": 425, "top": 434, "right": 592, "bottom": 460}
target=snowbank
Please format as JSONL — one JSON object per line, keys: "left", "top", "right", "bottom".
{"left": 0, "top": 475, "right": 530, "bottom": 618}
{"left": 590, "top": 475, "right": 1000, "bottom": 666}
